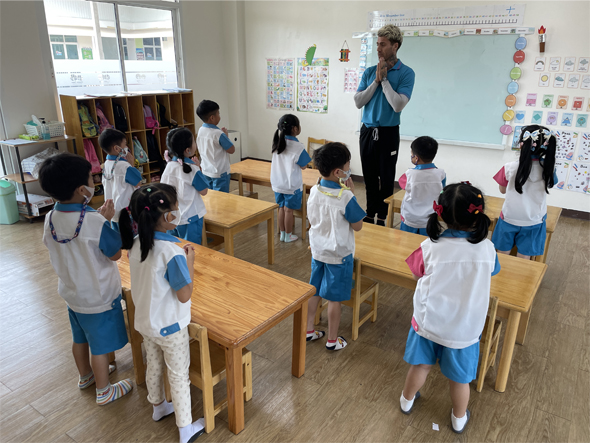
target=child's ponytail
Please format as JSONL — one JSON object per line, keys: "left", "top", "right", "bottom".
{"left": 119, "top": 207, "right": 135, "bottom": 250}
{"left": 426, "top": 212, "right": 443, "bottom": 241}
{"left": 515, "top": 125, "right": 540, "bottom": 194}
{"left": 539, "top": 128, "right": 557, "bottom": 192}
{"left": 166, "top": 128, "right": 194, "bottom": 174}
{"left": 470, "top": 211, "right": 491, "bottom": 245}
{"left": 272, "top": 114, "right": 300, "bottom": 155}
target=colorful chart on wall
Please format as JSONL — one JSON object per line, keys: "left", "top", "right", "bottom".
{"left": 344, "top": 68, "right": 360, "bottom": 93}
{"left": 266, "top": 58, "right": 295, "bottom": 110}
{"left": 297, "top": 58, "right": 329, "bottom": 113}
{"left": 554, "top": 159, "right": 569, "bottom": 190}
{"left": 577, "top": 133, "right": 590, "bottom": 161}
{"left": 566, "top": 162, "right": 590, "bottom": 193}
{"left": 556, "top": 130, "right": 579, "bottom": 161}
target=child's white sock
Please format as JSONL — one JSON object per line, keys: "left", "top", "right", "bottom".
{"left": 284, "top": 233, "right": 298, "bottom": 243}
{"left": 153, "top": 400, "right": 175, "bottom": 421}
{"left": 96, "top": 379, "right": 133, "bottom": 405}
{"left": 400, "top": 391, "right": 415, "bottom": 412}
{"left": 451, "top": 410, "right": 468, "bottom": 431}
{"left": 179, "top": 418, "right": 206, "bottom": 443}
{"left": 280, "top": 231, "right": 286, "bottom": 242}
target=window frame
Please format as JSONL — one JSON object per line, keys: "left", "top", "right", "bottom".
{"left": 50, "top": 34, "right": 79, "bottom": 60}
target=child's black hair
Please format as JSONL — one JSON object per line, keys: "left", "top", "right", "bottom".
{"left": 39, "top": 153, "right": 91, "bottom": 202}
{"left": 272, "top": 114, "right": 300, "bottom": 155}
{"left": 119, "top": 183, "right": 178, "bottom": 261}
{"left": 426, "top": 182, "right": 491, "bottom": 244}
{"left": 515, "top": 124, "right": 556, "bottom": 194}
{"left": 196, "top": 100, "right": 219, "bottom": 123}
{"left": 411, "top": 136, "right": 438, "bottom": 163}
{"left": 98, "top": 128, "right": 127, "bottom": 154}
{"left": 166, "top": 127, "right": 194, "bottom": 174}
{"left": 313, "top": 142, "right": 351, "bottom": 178}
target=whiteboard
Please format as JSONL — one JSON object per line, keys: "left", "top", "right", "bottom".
{"left": 385, "top": 35, "right": 518, "bottom": 148}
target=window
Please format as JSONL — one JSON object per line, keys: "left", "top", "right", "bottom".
{"left": 50, "top": 34, "right": 78, "bottom": 60}
{"left": 142, "top": 37, "right": 162, "bottom": 61}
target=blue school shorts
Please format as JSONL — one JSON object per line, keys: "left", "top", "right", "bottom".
{"left": 309, "top": 254, "right": 354, "bottom": 302}
{"left": 403, "top": 328, "right": 479, "bottom": 384}
{"left": 491, "top": 216, "right": 546, "bottom": 257}
{"left": 274, "top": 189, "right": 303, "bottom": 210}
{"left": 68, "top": 295, "right": 128, "bottom": 356}
{"left": 169, "top": 215, "right": 204, "bottom": 246}
{"left": 400, "top": 222, "right": 428, "bottom": 236}
{"left": 203, "top": 172, "right": 230, "bottom": 193}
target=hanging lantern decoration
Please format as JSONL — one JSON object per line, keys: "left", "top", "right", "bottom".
{"left": 339, "top": 41, "right": 351, "bottom": 62}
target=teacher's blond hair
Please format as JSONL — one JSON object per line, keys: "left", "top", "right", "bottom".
{"left": 378, "top": 24, "right": 403, "bottom": 49}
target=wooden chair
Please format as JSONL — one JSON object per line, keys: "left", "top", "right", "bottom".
{"left": 165, "top": 323, "right": 253, "bottom": 433}
{"left": 307, "top": 137, "right": 331, "bottom": 169}
{"left": 476, "top": 296, "right": 502, "bottom": 392}
{"left": 230, "top": 172, "right": 258, "bottom": 199}
{"left": 314, "top": 258, "right": 379, "bottom": 340}
{"left": 121, "top": 287, "right": 147, "bottom": 385}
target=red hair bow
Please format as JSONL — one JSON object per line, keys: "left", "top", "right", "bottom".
{"left": 468, "top": 204, "right": 483, "bottom": 214}
{"left": 433, "top": 201, "right": 443, "bottom": 216}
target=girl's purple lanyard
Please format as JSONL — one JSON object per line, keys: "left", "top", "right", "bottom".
{"left": 49, "top": 204, "right": 88, "bottom": 243}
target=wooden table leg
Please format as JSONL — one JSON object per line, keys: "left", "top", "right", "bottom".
{"left": 225, "top": 346, "right": 245, "bottom": 434}
{"left": 224, "top": 228, "right": 234, "bottom": 257}
{"left": 535, "top": 232, "right": 552, "bottom": 264}
{"left": 267, "top": 211, "right": 275, "bottom": 265}
{"left": 495, "top": 310, "right": 521, "bottom": 392}
{"left": 386, "top": 201, "right": 393, "bottom": 228}
{"left": 291, "top": 301, "right": 308, "bottom": 378}
{"left": 516, "top": 306, "right": 532, "bottom": 345}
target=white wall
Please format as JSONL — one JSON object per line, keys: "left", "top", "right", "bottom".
{"left": 240, "top": 1, "right": 590, "bottom": 212}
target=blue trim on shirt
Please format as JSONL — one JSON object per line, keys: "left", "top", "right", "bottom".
{"left": 344, "top": 197, "right": 367, "bottom": 224}
{"left": 192, "top": 170, "right": 208, "bottom": 192}
{"left": 285, "top": 135, "right": 299, "bottom": 142}
{"left": 439, "top": 229, "right": 472, "bottom": 239}
{"left": 442, "top": 176, "right": 447, "bottom": 187}
{"left": 320, "top": 179, "right": 341, "bottom": 189}
{"left": 172, "top": 156, "right": 197, "bottom": 166}
{"left": 160, "top": 323, "right": 181, "bottom": 337}
{"left": 296, "top": 150, "right": 312, "bottom": 167}
{"left": 154, "top": 231, "right": 181, "bottom": 243}
{"left": 106, "top": 154, "right": 118, "bottom": 160}
{"left": 124, "top": 167, "right": 142, "bottom": 186}
{"left": 492, "top": 254, "right": 501, "bottom": 276}
{"left": 164, "top": 255, "right": 192, "bottom": 291}
{"left": 219, "top": 133, "right": 234, "bottom": 151}
{"left": 54, "top": 203, "right": 96, "bottom": 212}
{"left": 99, "top": 220, "right": 122, "bottom": 257}
{"left": 414, "top": 163, "right": 436, "bottom": 170}
{"left": 202, "top": 123, "right": 218, "bottom": 129}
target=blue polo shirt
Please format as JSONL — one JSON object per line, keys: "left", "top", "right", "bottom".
{"left": 357, "top": 59, "right": 415, "bottom": 128}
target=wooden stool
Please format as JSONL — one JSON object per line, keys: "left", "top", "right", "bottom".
{"left": 121, "top": 287, "right": 147, "bottom": 385}
{"left": 476, "top": 296, "right": 502, "bottom": 392}
{"left": 314, "top": 258, "right": 379, "bottom": 340}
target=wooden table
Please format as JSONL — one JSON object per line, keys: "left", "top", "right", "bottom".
{"left": 117, "top": 244, "right": 316, "bottom": 434}
{"left": 355, "top": 223, "right": 547, "bottom": 393}
{"left": 385, "top": 190, "right": 562, "bottom": 263}
{"left": 230, "top": 159, "right": 321, "bottom": 240}
{"left": 202, "top": 190, "right": 278, "bottom": 264}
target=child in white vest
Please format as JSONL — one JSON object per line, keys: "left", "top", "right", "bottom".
{"left": 270, "top": 114, "right": 312, "bottom": 242}
{"left": 401, "top": 182, "right": 500, "bottom": 434}
{"left": 399, "top": 136, "right": 446, "bottom": 235}
{"left": 492, "top": 125, "right": 557, "bottom": 259}
{"left": 119, "top": 183, "right": 205, "bottom": 443}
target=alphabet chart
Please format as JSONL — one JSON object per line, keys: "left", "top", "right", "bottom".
{"left": 266, "top": 58, "right": 295, "bottom": 110}
{"left": 297, "top": 58, "right": 329, "bottom": 114}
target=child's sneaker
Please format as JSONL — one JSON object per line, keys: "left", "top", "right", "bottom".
{"left": 326, "top": 336, "right": 347, "bottom": 351}
{"left": 451, "top": 409, "right": 471, "bottom": 434}
{"left": 280, "top": 231, "right": 286, "bottom": 242}
{"left": 284, "top": 233, "right": 298, "bottom": 243}
{"left": 306, "top": 330, "right": 325, "bottom": 342}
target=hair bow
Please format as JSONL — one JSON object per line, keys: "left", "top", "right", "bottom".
{"left": 433, "top": 201, "right": 443, "bottom": 216}
{"left": 460, "top": 181, "right": 471, "bottom": 185}
{"left": 163, "top": 150, "right": 184, "bottom": 165}
{"left": 467, "top": 204, "right": 483, "bottom": 214}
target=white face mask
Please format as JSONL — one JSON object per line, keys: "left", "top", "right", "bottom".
{"left": 83, "top": 185, "right": 95, "bottom": 204}
{"left": 340, "top": 168, "right": 352, "bottom": 180}
{"left": 166, "top": 210, "right": 180, "bottom": 226}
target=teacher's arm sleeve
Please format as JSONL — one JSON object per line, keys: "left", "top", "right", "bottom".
{"left": 354, "top": 70, "right": 378, "bottom": 109}
{"left": 381, "top": 80, "right": 410, "bottom": 112}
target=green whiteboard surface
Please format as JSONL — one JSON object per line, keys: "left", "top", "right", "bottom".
{"left": 392, "top": 35, "right": 518, "bottom": 148}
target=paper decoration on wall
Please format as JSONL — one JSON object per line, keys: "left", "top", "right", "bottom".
{"left": 576, "top": 114, "right": 588, "bottom": 128}
{"left": 554, "top": 159, "right": 569, "bottom": 189}
{"left": 297, "top": 58, "right": 329, "bottom": 114}
{"left": 511, "top": 126, "right": 523, "bottom": 150}
{"left": 534, "top": 57, "right": 546, "bottom": 71}
{"left": 526, "top": 93, "right": 537, "bottom": 107}
{"left": 562, "top": 113, "right": 574, "bottom": 127}
{"left": 553, "top": 74, "right": 565, "bottom": 88}
{"left": 539, "top": 73, "right": 550, "bottom": 87}
{"left": 556, "top": 130, "right": 578, "bottom": 160}
{"left": 344, "top": 68, "right": 360, "bottom": 93}
{"left": 304, "top": 45, "right": 317, "bottom": 66}
{"left": 266, "top": 58, "right": 295, "bottom": 111}
{"left": 537, "top": 26, "right": 546, "bottom": 52}
{"left": 577, "top": 133, "right": 590, "bottom": 161}
{"left": 532, "top": 110, "right": 543, "bottom": 124}
{"left": 339, "top": 41, "right": 350, "bottom": 62}
{"left": 572, "top": 97, "right": 584, "bottom": 111}
{"left": 582, "top": 75, "right": 590, "bottom": 90}
{"left": 514, "top": 110, "right": 526, "bottom": 124}
{"left": 564, "top": 57, "right": 576, "bottom": 72}
{"left": 578, "top": 58, "right": 589, "bottom": 72}
{"left": 566, "top": 162, "right": 590, "bottom": 193}
{"left": 359, "top": 37, "right": 369, "bottom": 74}
{"left": 557, "top": 95, "right": 569, "bottom": 109}
{"left": 567, "top": 74, "right": 580, "bottom": 88}
{"left": 546, "top": 111, "right": 558, "bottom": 126}
{"left": 542, "top": 94, "right": 554, "bottom": 108}
{"left": 549, "top": 57, "right": 560, "bottom": 71}
{"left": 501, "top": 33, "right": 527, "bottom": 136}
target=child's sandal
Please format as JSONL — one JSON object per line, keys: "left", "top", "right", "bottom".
{"left": 326, "top": 336, "right": 347, "bottom": 351}
{"left": 306, "top": 330, "right": 325, "bottom": 342}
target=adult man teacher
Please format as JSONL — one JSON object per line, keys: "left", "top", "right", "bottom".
{"left": 355, "top": 24, "right": 415, "bottom": 225}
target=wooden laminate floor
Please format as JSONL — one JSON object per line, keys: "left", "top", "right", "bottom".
{"left": 0, "top": 181, "right": 588, "bottom": 443}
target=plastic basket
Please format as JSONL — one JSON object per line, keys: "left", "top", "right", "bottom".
{"left": 23, "top": 121, "right": 66, "bottom": 138}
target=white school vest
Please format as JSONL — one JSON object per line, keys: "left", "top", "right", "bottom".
{"left": 161, "top": 162, "right": 207, "bottom": 223}
{"left": 129, "top": 237, "right": 192, "bottom": 338}
{"left": 43, "top": 209, "right": 121, "bottom": 314}
{"left": 501, "top": 161, "right": 547, "bottom": 227}
{"left": 401, "top": 167, "right": 446, "bottom": 228}
{"left": 412, "top": 237, "right": 496, "bottom": 349}
{"left": 307, "top": 184, "right": 356, "bottom": 264}
{"left": 197, "top": 125, "right": 230, "bottom": 178}
{"left": 270, "top": 139, "right": 306, "bottom": 195}
{"left": 102, "top": 159, "right": 137, "bottom": 223}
